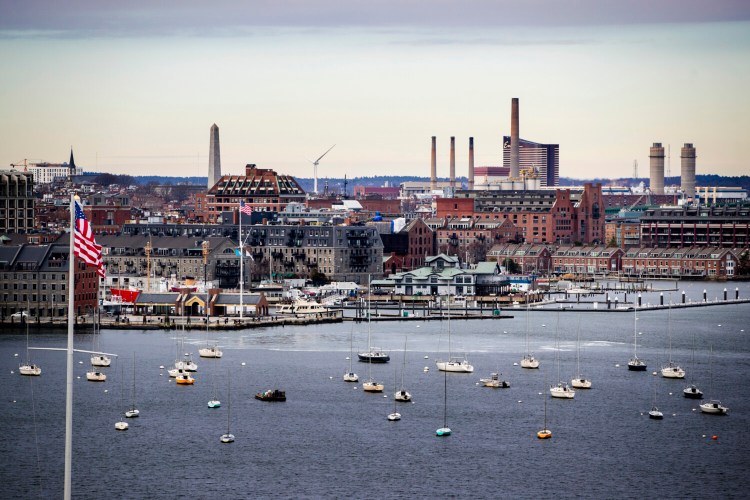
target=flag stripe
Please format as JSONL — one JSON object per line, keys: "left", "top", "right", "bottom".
{"left": 73, "top": 200, "right": 105, "bottom": 277}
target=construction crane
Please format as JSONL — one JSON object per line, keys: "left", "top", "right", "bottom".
{"left": 309, "top": 144, "right": 335, "bottom": 195}
{"left": 10, "top": 159, "right": 30, "bottom": 171}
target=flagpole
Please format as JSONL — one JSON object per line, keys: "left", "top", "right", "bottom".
{"left": 239, "top": 204, "right": 243, "bottom": 320}
{"left": 64, "top": 194, "right": 75, "bottom": 500}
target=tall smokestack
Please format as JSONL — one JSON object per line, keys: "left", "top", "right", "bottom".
{"left": 680, "top": 143, "right": 696, "bottom": 199}
{"left": 430, "top": 136, "right": 437, "bottom": 190}
{"left": 468, "top": 137, "right": 475, "bottom": 190}
{"left": 510, "top": 98, "right": 520, "bottom": 179}
{"left": 208, "top": 123, "right": 221, "bottom": 189}
{"left": 449, "top": 136, "right": 456, "bottom": 189}
{"left": 649, "top": 142, "right": 665, "bottom": 194}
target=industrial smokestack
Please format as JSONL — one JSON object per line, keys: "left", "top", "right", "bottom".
{"left": 468, "top": 137, "right": 475, "bottom": 190}
{"left": 681, "top": 143, "right": 696, "bottom": 199}
{"left": 208, "top": 123, "right": 221, "bottom": 189}
{"left": 449, "top": 136, "right": 456, "bottom": 189}
{"left": 430, "top": 136, "right": 437, "bottom": 190}
{"left": 649, "top": 142, "right": 665, "bottom": 194}
{"left": 510, "top": 98, "right": 520, "bottom": 179}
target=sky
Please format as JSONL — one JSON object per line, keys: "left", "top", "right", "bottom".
{"left": 1, "top": 1, "right": 749, "bottom": 182}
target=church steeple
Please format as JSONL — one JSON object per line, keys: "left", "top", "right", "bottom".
{"left": 69, "top": 148, "right": 76, "bottom": 179}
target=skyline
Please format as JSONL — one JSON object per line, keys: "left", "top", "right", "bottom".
{"left": 1, "top": 1, "right": 749, "bottom": 181}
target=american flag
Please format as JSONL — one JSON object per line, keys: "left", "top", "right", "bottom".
{"left": 240, "top": 201, "right": 253, "bottom": 215}
{"left": 74, "top": 200, "right": 105, "bottom": 278}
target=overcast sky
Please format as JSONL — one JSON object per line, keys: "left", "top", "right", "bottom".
{"left": 1, "top": 1, "right": 749, "bottom": 182}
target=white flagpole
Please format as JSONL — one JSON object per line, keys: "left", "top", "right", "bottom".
{"left": 64, "top": 194, "right": 75, "bottom": 500}
{"left": 239, "top": 204, "right": 243, "bottom": 319}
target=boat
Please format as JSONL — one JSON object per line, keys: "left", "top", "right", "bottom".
{"left": 699, "top": 345, "right": 728, "bottom": 415}
{"left": 89, "top": 312, "right": 111, "bottom": 368}
{"left": 115, "top": 363, "right": 129, "bottom": 430}
{"left": 435, "top": 355, "right": 451, "bottom": 437}
{"left": 275, "top": 298, "right": 328, "bottom": 318}
{"left": 343, "top": 327, "right": 358, "bottom": 382}
{"left": 124, "top": 354, "right": 139, "bottom": 418}
{"left": 86, "top": 366, "right": 106, "bottom": 382}
{"left": 480, "top": 372, "right": 510, "bottom": 388}
{"left": 661, "top": 307, "right": 685, "bottom": 379}
{"left": 207, "top": 370, "right": 221, "bottom": 408}
{"left": 90, "top": 354, "right": 111, "bottom": 367}
{"left": 387, "top": 359, "right": 402, "bottom": 421}
{"left": 19, "top": 319, "right": 41, "bottom": 376}
{"left": 648, "top": 407, "right": 664, "bottom": 419}
{"left": 436, "top": 299, "right": 474, "bottom": 373}
{"left": 175, "top": 373, "right": 195, "bottom": 385}
{"left": 199, "top": 345, "right": 223, "bottom": 359}
{"left": 570, "top": 316, "right": 592, "bottom": 389}
{"left": 627, "top": 303, "right": 647, "bottom": 371}
{"left": 394, "top": 338, "right": 412, "bottom": 401}
{"left": 255, "top": 389, "right": 286, "bottom": 402}
{"left": 174, "top": 353, "right": 198, "bottom": 372}
{"left": 220, "top": 374, "right": 235, "bottom": 443}
{"left": 550, "top": 312, "right": 575, "bottom": 399}
{"left": 537, "top": 381, "right": 552, "bottom": 439}
{"left": 168, "top": 367, "right": 189, "bottom": 378}
{"left": 520, "top": 301, "right": 539, "bottom": 369}
{"left": 357, "top": 275, "right": 390, "bottom": 364}
{"left": 683, "top": 330, "right": 703, "bottom": 399}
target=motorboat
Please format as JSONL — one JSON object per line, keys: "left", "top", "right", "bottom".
{"left": 255, "top": 389, "right": 286, "bottom": 402}
{"left": 699, "top": 400, "right": 728, "bottom": 415}
{"left": 275, "top": 299, "right": 328, "bottom": 318}
{"left": 480, "top": 373, "right": 510, "bottom": 388}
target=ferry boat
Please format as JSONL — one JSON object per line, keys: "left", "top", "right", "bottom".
{"left": 275, "top": 299, "right": 328, "bottom": 318}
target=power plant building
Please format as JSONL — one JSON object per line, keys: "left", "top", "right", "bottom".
{"left": 502, "top": 137, "right": 559, "bottom": 187}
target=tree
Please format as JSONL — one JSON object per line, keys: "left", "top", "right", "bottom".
{"left": 607, "top": 236, "right": 618, "bottom": 248}
{"left": 310, "top": 269, "right": 329, "bottom": 286}
{"left": 502, "top": 258, "right": 521, "bottom": 274}
{"left": 737, "top": 249, "right": 750, "bottom": 276}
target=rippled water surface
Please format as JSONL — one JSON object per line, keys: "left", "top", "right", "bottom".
{"left": 2, "top": 282, "right": 749, "bottom": 498}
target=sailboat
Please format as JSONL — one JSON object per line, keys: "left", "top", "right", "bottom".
{"left": 343, "top": 327, "right": 358, "bottom": 382}
{"left": 648, "top": 375, "right": 664, "bottom": 420}
{"left": 660, "top": 306, "right": 685, "bottom": 379}
{"left": 199, "top": 306, "right": 222, "bottom": 358}
{"left": 115, "top": 363, "right": 129, "bottom": 430}
{"left": 537, "top": 377, "right": 552, "bottom": 439}
{"left": 435, "top": 358, "right": 451, "bottom": 437}
{"left": 357, "top": 275, "right": 389, "bottom": 363}
{"left": 571, "top": 316, "right": 591, "bottom": 389}
{"left": 520, "top": 300, "right": 539, "bottom": 369}
{"left": 90, "top": 315, "right": 111, "bottom": 367}
{"left": 627, "top": 302, "right": 647, "bottom": 371}
{"left": 387, "top": 361, "right": 402, "bottom": 421}
{"left": 436, "top": 298, "right": 474, "bottom": 373}
{"left": 220, "top": 374, "right": 235, "bottom": 443}
{"left": 394, "top": 337, "right": 412, "bottom": 401}
{"left": 550, "top": 311, "right": 575, "bottom": 399}
{"left": 18, "top": 319, "right": 41, "bottom": 376}
{"left": 699, "top": 345, "right": 728, "bottom": 415}
{"left": 683, "top": 330, "right": 703, "bottom": 399}
{"left": 86, "top": 363, "right": 107, "bottom": 382}
{"left": 124, "top": 354, "right": 139, "bottom": 418}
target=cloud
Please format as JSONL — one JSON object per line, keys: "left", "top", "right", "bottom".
{"left": 2, "top": 0, "right": 750, "bottom": 39}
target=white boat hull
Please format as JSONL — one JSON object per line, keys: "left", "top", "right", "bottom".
{"left": 436, "top": 360, "right": 474, "bottom": 373}
{"left": 436, "top": 427, "right": 451, "bottom": 436}
{"left": 550, "top": 384, "right": 575, "bottom": 399}
{"left": 90, "top": 355, "right": 111, "bottom": 367}
{"left": 86, "top": 371, "right": 106, "bottom": 382}
{"left": 700, "top": 401, "right": 728, "bottom": 415}
{"left": 394, "top": 390, "right": 412, "bottom": 401}
{"left": 362, "top": 381, "right": 384, "bottom": 392}
{"left": 387, "top": 412, "right": 401, "bottom": 421}
{"left": 343, "top": 372, "right": 359, "bottom": 382}
{"left": 207, "top": 400, "right": 221, "bottom": 408}
{"left": 199, "top": 347, "right": 223, "bottom": 358}
{"left": 661, "top": 365, "right": 685, "bottom": 379}
{"left": 174, "top": 360, "right": 198, "bottom": 372}
{"left": 19, "top": 364, "right": 42, "bottom": 376}
{"left": 220, "top": 433, "right": 235, "bottom": 443}
{"left": 571, "top": 377, "right": 592, "bottom": 389}
{"left": 125, "top": 408, "right": 140, "bottom": 418}
{"left": 520, "top": 356, "right": 539, "bottom": 369}
{"left": 115, "top": 421, "right": 129, "bottom": 430}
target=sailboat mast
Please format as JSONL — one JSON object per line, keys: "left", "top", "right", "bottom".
{"left": 64, "top": 194, "right": 75, "bottom": 500}
{"left": 239, "top": 204, "right": 243, "bottom": 319}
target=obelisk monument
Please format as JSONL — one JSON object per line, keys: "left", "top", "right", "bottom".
{"left": 208, "top": 123, "right": 221, "bottom": 189}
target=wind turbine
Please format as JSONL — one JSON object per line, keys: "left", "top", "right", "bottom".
{"left": 309, "top": 144, "right": 335, "bottom": 195}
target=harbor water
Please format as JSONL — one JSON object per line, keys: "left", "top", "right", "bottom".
{"left": 2, "top": 282, "right": 749, "bottom": 498}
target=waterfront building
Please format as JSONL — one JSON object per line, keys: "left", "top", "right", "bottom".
{"left": 621, "top": 246, "right": 742, "bottom": 279}
{"left": 380, "top": 218, "right": 435, "bottom": 274}
{"left": 640, "top": 206, "right": 750, "bottom": 247}
{"left": 0, "top": 243, "right": 99, "bottom": 319}
{"left": 487, "top": 243, "right": 552, "bottom": 275}
{"left": 550, "top": 245, "right": 624, "bottom": 275}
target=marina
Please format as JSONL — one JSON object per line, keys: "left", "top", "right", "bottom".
{"left": 2, "top": 285, "right": 749, "bottom": 497}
